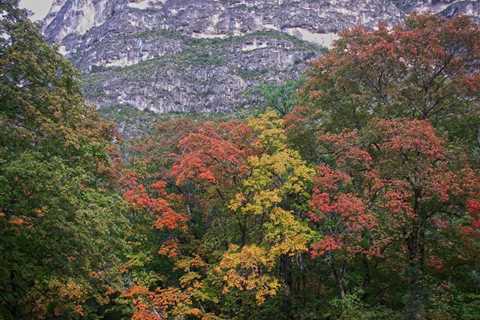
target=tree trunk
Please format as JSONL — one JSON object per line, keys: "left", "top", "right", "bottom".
{"left": 330, "top": 256, "right": 346, "bottom": 299}
{"left": 405, "top": 214, "right": 427, "bottom": 320}
{"left": 280, "top": 255, "right": 293, "bottom": 317}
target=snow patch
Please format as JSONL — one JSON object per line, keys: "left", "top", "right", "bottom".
{"left": 191, "top": 33, "right": 227, "bottom": 39}
{"left": 1, "top": 32, "right": 11, "bottom": 45}
{"left": 262, "top": 23, "right": 279, "bottom": 31}
{"left": 231, "top": 0, "right": 258, "bottom": 8}
{"left": 102, "top": 53, "right": 154, "bottom": 67}
{"left": 104, "top": 57, "right": 138, "bottom": 67}
{"left": 285, "top": 28, "right": 339, "bottom": 48}
{"left": 211, "top": 13, "right": 220, "bottom": 26}
{"left": 49, "top": 0, "right": 66, "bottom": 14}
{"left": 127, "top": 0, "right": 166, "bottom": 10}
{"left": 58, "top": 45, "right": 68, "bottom": 55}
{"left": 44, "top": 0, "right": 110, "bottom": 41}
{"left": 333, "top": 7, "right": 353, "bottom": 16}
{"left": 76, "top": 1, "right": 96, "bottom": 35}
{"left": 44, "top": 0, "right": 68, "bottom": 28}
{"left": 207, "top": 13, "right": 221, "bottom": 33}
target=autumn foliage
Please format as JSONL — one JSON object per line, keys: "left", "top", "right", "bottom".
{"left": 3, "top": 6, "right": 480, "bottom": 320}
{"left": 114, "top": 13, "right": 480, "bottom": 320}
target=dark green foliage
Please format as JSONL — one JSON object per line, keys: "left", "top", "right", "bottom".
{"left": 0, "top": 3, "right": 134, "bottom": 319}
{"left": 257, "top": 79, "right": 304, "bottom": 115}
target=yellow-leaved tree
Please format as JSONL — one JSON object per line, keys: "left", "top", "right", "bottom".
{"left": 216, "top": 110, "right": 317, "bottom": 305}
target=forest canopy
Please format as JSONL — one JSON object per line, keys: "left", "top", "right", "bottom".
{"left": 1, "top": 2, "right": 480, "bottom": 320}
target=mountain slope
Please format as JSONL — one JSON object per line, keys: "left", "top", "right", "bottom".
{"left": 42, "top": 0, "right": 480, "bottom": 113}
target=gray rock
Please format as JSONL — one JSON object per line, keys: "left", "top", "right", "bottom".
{"left": 42, "top": 0, "right": 480, "bottom": 113}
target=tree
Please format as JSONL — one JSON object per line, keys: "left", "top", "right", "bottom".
{"left": 294, "top": 14, "right": 480, "bottom": 148}
{"left": 172, "top": 120, "right": 257, "bottom": 195}
{"left": 307, "top": 118, "right": 480, "bottom": 319}
{"left": 122, "top": 119, "right": 260, "bottom": 319}
{"left": 0, "top": 3, "right": 133, "bottom": 319}
{"left": 209, "top": 111, "right": 316, "bottom": 318}
{"left": 0, "top": 1, "right": 111, "bottom": 162}
{"left": 123, "top": 111, "right": 317, "bottom": 319}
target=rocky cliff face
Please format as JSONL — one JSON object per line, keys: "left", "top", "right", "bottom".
{"left": 42, "top": 0, "right": 480, "bottom": 113}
